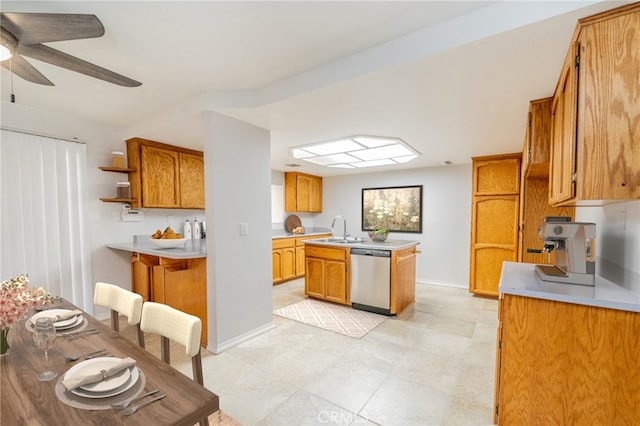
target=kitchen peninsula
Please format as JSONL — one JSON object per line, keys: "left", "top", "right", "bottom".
{"left": 304, "top": 238, "right": 420, "bottom": 315}
{"left": 494, "top": 261, "right": 640, "bottom": 425}
{"left": 107, "top": 238, "right": 207, "bottom": 345}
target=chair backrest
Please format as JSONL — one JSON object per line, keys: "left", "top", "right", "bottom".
{"left": 94, "top": 282, "right": 143, "bottom": 326}
{"left": 140, "top": 301, "right": 202, "bottom": 358}
{"left": 140, "top": 302, "right": 207, "bottom": 425}
{"left": 94, "top": 282, "right": 145, "bottom": 348}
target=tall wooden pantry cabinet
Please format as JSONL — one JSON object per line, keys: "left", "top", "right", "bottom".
{"left": 469, "top": 153, "right": 521, "bottom": 297}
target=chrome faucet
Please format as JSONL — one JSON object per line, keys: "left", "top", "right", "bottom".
{"left": 331, "top": 215, "right": 349, "bottom": 239}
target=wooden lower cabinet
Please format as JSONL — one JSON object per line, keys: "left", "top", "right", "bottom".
{"left": 272, "top": 234, "right": 331, "bottom": 284}
{"left": 304, "top": 245, "right": 350, "bottom": 305}
{"left": 272, "top": 239, "right": 295, "bottom": 284}
{"left": 390, "top": 246, "right": 418, "bottom": 314}
{"left": 131, "top": 253, "right": 158, "bottom": 302}
{"left": 494, "top": 294, "right": 640, "bottom": 424}
{"left": 131, "top": 253, "right": 207, "bottom": 346}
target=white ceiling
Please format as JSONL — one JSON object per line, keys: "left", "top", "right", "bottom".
{"left": 0, "top": 1, "right": 631, "bottom": 176}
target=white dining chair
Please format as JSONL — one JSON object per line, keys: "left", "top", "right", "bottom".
{"left": 93, "top": 282, "right": 145, "bottom": 348}
{"left": 140, "top": 301, "right": 208, "bottom": 426}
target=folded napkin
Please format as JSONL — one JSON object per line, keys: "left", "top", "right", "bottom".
{"left": 53, "top": 309, "right": 83, "bottom": 322}
{"left": 62, "top": 357, "right": 137, "bottom": 391}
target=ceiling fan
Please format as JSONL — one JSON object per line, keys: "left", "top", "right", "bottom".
{"left": 0, "top": 12, "right": 141, "bottom": 87}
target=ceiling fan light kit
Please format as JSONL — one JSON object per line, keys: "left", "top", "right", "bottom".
{"left": 0, "top": 12, "right": 141, "bottom": 87}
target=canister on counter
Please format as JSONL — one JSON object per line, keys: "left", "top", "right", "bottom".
{"left": 111, "top": 151, "right": 125, "bottom": 168}
{"left": 116, "top": 181, "right": 130, "bottom": 199}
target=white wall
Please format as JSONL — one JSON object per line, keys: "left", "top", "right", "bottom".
{"left": 0, "top": 102, "right": 204, "bottom": 317}
{"left": 203, "top": 112, "right": 273, "bottom": 353}
{"left": 576, "top": 200, "right": 640, "bottom": 293}
{"left": 313, "top": 164, "right": 473, "bottom": 288}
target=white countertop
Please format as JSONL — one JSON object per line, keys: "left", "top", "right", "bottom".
{"left": 304, "top": 238, "right": 420, "bottom": 251}
{"left": 499, "top": 261, "right": 640, "bottom": 313}
{"left": 107, "top": 239, "right": 207, "bottom": 259}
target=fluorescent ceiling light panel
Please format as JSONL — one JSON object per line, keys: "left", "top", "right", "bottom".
{"left": 303, "top": 152, "right": 359, "bottom": 165}
{"left": 350, "top": 144, "right": 414, "bottom": 161}
{"left": 352, "top": 136, "right": 396, "bottom": 148}
{"left": 304, "top": 139, "right": 362, "bottom": 156}
{"left": 352, "top": 158, "right": 396, "bottom": 168}
{"left": 393, "top": 155, "right": 417, "bottom": 163}
{"left": 291, "top": 148, "right": 316, "bottom": 159}
{"left": 288, "top": 135, "right": 420, "bottom": 169}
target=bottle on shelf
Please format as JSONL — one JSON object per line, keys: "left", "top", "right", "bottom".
{"left": 193, "top": 217, "right": 201, "bottom": 239}
{"left": 183, "top": 218, "right": 192, "bottom": 239}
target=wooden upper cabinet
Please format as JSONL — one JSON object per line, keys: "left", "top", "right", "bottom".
{"left": 473, "top": 155, "right": 520, "bottom": 196}
{"left": 549, "top": 42, "right": 579, "bottom": 206}
{"left": 127, "top": 137, "right": 205, "bottom": 209}
{"left": 519, "top": 99, "right": 575, "bottom": 265}
{"left": 285, "top": 172, "right": 323, "bottom": 213}
{"left": 140, "top": 144, "right": 181, "bottom": 208}
{"left": 523, "top": 98, "right": 553, "bottom": 178}
{"left": 550, "top": 3, "right": 640, "bottom": 205}
{"left": 179, "top": 152, "right": 205, "bottom": 209}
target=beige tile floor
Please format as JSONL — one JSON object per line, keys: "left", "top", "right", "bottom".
{"left": 122, "top": 279, "right": 499, "bottom": 425}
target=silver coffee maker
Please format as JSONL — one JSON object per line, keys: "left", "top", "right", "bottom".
{"left": 527, "top": 216, "right": 596, "bottom": 286}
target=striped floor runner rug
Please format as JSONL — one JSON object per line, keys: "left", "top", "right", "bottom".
{"left": 274, "top": 299, "right": 387, "bottom": 338}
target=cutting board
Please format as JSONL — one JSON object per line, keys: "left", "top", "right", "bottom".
{"left": 285, "top": 215, "right": 302, "bottom": 233}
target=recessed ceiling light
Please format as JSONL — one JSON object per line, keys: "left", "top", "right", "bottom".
{"left": 289, "top": 135, "right": 420, "bottom": 169}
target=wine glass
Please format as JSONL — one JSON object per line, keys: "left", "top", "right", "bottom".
{"left": 32, "top": 317, "right": 57, "bottom": 381}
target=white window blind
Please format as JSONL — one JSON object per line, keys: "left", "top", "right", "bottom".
{"left": 1, "top": 129, "right": 93, "bottom": 313}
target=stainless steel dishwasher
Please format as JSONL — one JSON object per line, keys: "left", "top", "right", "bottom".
{"left": 350, "top": 247, "right": 392, "bottom": 316}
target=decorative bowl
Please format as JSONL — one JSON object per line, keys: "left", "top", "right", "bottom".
{"left": 368, "top": 230, "right": 390, "bottom": 242}
{"left": 149, "top": 238, "right": 187, "bottom": 249}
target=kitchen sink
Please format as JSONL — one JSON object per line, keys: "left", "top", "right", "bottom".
{"left": 313, "top": 237, "right": 363, "bottom": 244}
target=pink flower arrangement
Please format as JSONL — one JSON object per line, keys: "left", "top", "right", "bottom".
{"left": 1, "top": 274, "right": 55, "bottom": 329}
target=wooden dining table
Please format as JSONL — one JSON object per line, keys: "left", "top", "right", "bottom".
{"left": 1, "top": 301, "right": 219, "bottom": 425}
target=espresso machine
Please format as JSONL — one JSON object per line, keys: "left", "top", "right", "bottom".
{"left": 527, "top": 217, "right": 596, "bottom": 286}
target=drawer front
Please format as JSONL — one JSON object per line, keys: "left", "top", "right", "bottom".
{"left": 272, "top": 238, "right": 295, "bottom": 249}
{"left": 305, "top": 246, "right": 348, "bottom": 261}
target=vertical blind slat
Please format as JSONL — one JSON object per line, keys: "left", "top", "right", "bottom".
{"left": 1, "top": 130, "right": 92, "bottom": 313}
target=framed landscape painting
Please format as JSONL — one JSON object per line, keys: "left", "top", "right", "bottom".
{"left": 361, "top": 185, "right": 422, "bottom": 233}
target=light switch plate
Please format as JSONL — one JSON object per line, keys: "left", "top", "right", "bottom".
{"left": 240, "top": 223, "right": 249, "bottom": 235}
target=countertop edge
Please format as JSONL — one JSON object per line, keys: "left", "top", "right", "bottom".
{"left": 303, "top": 239, "right": 420, "bottom": 251}
{"left": 107, "top": 241, "right": 207, "bottom": 259}
{"left": 499, "top": 261, "right": 640, "bottom": 313}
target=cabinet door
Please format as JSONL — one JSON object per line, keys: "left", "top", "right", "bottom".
{"left": 390, "top": 246, "right": 417, "bottom": 314}
{"left": 470, "top": 195, "right": 520, "bottom": 296}
{"left": 179, "top": 152, "right": 205, "bottom": 209}
{"left": 296, "top": 174, "right": 322, "bottom": 213}
{"left": 308, "top": 175, "right": 322, "bottom": 212}
{"left": 305, "top": 257, "right": 325, "bottom": 298}
{"left": 282, "top": 247, "right": 296, "bottom": 281}
{"left": 141, "top": 145, "right": 180, "bottom": 208}
{"left": 272, "top": 249, "right": 283, "bottom": 283}
{"left": 577, "top": 11, "right": 640, "bottom": 201}
{"left": 131, "top": 253, "right": 158, "bottom": 302}
{"left": 324, "top": 260, "right": 347, "bottom": 304}
{"left": 549, "top": 44, "right": 579, "bottom": 205}
{"left": 295, "top": 245, "right": 306, "bottom": 277}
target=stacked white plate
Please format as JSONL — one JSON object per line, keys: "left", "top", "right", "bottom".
{"left": 26, "top": 308, "right": 84, "bottom": 332}
{"left": 64, "top": 357, "right": 140, "bottom": 398}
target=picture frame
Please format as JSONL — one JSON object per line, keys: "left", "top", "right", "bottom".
{"left": 361, "top": 185, "right": 422, "bottom": 233}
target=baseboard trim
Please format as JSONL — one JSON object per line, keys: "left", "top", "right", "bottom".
{"left": 417, "top": 279, "right": 467, "bottom": 289}
{"left": 207, "top": 321, "right": 275, "bottom": 354}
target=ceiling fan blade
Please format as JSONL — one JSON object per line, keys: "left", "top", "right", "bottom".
{"left": 18, "top": 44, "right": 141, "bottom": 87}
{"left": 1, "top": 13, "right": 104, "bottom": 44}
{"left": 1, "top": 54, "right": 54, "bottom": 86}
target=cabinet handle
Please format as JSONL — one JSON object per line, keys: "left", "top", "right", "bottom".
{"left": 396, "top": 251, "right": 420, "bottom": 264}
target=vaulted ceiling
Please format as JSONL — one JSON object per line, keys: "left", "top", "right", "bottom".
{"left": 0, "top": 1, "right": 631, "bottom": 176}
